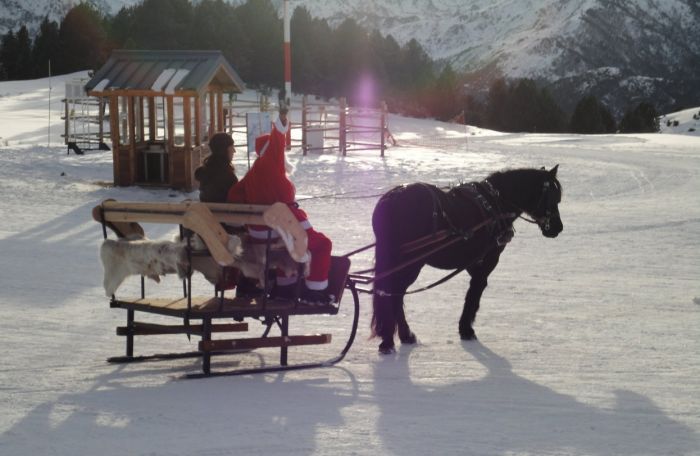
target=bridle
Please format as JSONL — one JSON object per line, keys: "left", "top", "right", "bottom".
{"left": 484, "top": 178, "right": 560, "bottom": 232}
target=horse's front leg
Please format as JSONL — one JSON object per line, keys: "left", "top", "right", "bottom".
{"left": 460, "top": 249, "right": 502, "bottom": 340}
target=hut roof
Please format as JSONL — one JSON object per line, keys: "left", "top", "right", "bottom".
{"left": 85, "top": 50, "right": 245, "bottom": 95}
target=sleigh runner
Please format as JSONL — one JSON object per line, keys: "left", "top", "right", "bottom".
{"left": 93, "top": 199, "right": 359, "bottom": 377}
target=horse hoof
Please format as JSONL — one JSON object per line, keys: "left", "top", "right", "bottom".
{"left": 378, "top": 342, "right": 396, "bottom": 355}
{"left": 400, "top": 332, "right": 417, "bottom": 344}
{"left": 460, "top": 332, "right": 477, "bottom": 341}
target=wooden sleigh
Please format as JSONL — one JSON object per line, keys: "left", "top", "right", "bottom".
{"left": 93, "top": 199, "right": 359, "bottom": 378}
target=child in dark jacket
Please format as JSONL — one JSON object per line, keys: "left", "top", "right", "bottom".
{"left": 195, "top": 132, "right": 238, "bottom": 203}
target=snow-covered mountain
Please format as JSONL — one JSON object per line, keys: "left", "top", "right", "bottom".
{"left": 0, "top": 0, "right": 133, "bottom": 34}
{"left": 2, "top": 0, "right": 698, "bottom": 115}
{"left": 296, "top": 0, "right": 700, "bottom": 115}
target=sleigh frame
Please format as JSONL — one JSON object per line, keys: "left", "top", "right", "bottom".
{"left": 94, "top": 199, "right": 359, "bottom": 378}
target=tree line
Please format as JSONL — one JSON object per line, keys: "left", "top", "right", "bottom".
{"left": 0, "top": 0, "right": 658, "bottom": 133}
{"left": 465, "top": 78, "right": 659, "bottom": 133}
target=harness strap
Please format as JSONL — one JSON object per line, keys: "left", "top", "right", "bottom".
{"left": 374, "top": 267, "right": 465, "bottom": 297}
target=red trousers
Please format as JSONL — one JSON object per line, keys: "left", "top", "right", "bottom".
{"left": 247, "top": 206, "right": 332, "bottom": 289}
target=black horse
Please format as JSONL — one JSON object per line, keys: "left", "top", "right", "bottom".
{"left": 371, "top": 166, "right": 563, "bottom": 353}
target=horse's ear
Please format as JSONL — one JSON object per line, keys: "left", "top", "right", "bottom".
{"left": 549, "top": 164, "right": 559, "bottom": 176}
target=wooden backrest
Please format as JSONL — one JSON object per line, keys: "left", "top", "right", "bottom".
{"left": 93, "top": 199, "right": 309, "bottom": 267}
{"left": 327, "top": 256, "right": 351, "bottom": 304}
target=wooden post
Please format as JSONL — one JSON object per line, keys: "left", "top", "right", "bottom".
{"left": 138, "top": 97, "right": 145, "bottom": 142}
{"left": 183, "top": 95, "right": 193, "bottom": 190}
{"left": 380, "top": 100, "right": 387, "bottom": 158}
{"left": 194, "top": 95, "right": 201, "bottom": 146}
{"left": 120, "top": 96, "right": 128, "bottom": 145}
{"left": 167, "top": 95, "right": 175, "bottom": 185}
{"left": 226, "top": 97, "right": 232, "bottom": 134}
{"left": 64, "top": 97, "right": 69, "bottom": 146}
{"left": 208, "top": 92, "right": 216, "bottom": 138}
{"left": 339, "top": 97, "right": 347, "bottom": 156}
{"left": 126, "top": 309, "right": 134, "bottom": 358}
{"left": 127, "top": 96, "right": 136, "bottom": 183}
{"left": 302, "top": 95, "right": 307, "bottom": 156}
{"left": 216, "top": 91, "right": 224, "bottom": 132}
{"left": 97, "top": 97, "right": 104, "bottom": 144}
{"left": 109, "top": 96, "right": 120, "bottom": 185}
{"left": 183, "top": 96, "right": 191, "bottom": 148}
{"left": 148, "top": 97, "right": 156, "bottom": 141}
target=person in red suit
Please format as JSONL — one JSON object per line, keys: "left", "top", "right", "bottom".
{"left": 228, "top": 107, "right": 332, "bottom": 303}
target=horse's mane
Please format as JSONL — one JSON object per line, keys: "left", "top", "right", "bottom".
{"left": 486, "top": 167, "right": 562, "bottom": 197}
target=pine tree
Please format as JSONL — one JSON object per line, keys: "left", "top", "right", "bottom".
{"left": 432, "top": 64, "right": 460, "bottom": 121}
{"left": 290, "top": 6, "right": 317, "bottom": 95}
{"left": 486, "top": 78, "right": 509, "bottom": 130}
{"left": 570, "top": 95, "right": 616, "bottom": 133}
{"left": 235, "top": 0, "right": 282, "bottom": 88}
{"left": 32, "top": 17, "right": 60, "bottom": 78}
{"left": 619, "top": 102, "right": 659, "bottom": 133}
{"left": 0, "top": 30, "right": 18, "bottom": 80}
{"left": 332, "top": 18, "right": 370, "bottom": 99}
{"left": 127, "top": 0, "right": 193, "bottom": 49}
{"left": 57, "top": 3, "right": 109, "bottom": 74}
{"left": 15, "top": 26, "right": 33, "bottom": 79}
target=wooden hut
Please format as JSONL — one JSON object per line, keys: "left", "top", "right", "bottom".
{"left": 85, "top": 50, "right": 245, "bottom": 191}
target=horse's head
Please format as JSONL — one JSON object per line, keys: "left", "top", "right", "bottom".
{"left": 531, "top": 165, "right": 563, "bottom": 238}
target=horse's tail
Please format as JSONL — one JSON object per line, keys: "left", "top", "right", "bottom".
{"left": 370, "top": 195, "right": 400, "bottom": 341}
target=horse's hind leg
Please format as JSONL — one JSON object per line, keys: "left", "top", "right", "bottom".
{"left": 390, "top": 266, "right": 423, "bottom": 347}
{"left": 373, "top": 292, "right": 399, "bottom": 354}
{"left": 460, "top": 250, "right": 501, "bottom": 341}
{"left": 396, "top": 289, "right": 418, "bottom": 344}
{"left": 373, "top": 265, "right": 422, "bottom": 353}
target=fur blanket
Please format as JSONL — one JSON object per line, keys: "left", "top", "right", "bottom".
{"left": 100, "top": 234, "right": 303, "bottom": 296}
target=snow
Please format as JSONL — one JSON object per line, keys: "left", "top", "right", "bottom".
{"left": 1, "top": 74, "right": 700, "bottom": 456}
{"left": 660, "top": 107, "right": 700, "bottom": 137}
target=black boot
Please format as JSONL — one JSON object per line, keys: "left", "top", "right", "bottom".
{"left": 300, "top": 286, "right": 333, "bottom": 305}
{"left": 235, "top": 276, "right": 261, "bottom": 298}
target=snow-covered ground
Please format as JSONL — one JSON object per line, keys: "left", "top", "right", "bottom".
{"left": 1, "top": 74, "right": 699, "bottom": 456}
{"left": 660, "top": 107, "right": 700, "bottom": 137}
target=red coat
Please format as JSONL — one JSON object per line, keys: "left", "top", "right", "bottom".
{"left": 228, "top": 117, "right": 295, "bottom": 206}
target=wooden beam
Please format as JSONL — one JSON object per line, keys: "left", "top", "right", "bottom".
{"left": 117, "top": 321, "right": 248, "bottom": 336}
{"left": 97, "top": 200, "right": 270, "bottom": 228}
{"left": 194, "top": 96, "right": 201, "bottom": 145}
{"left": 183, "top": 95, "right": 191, "bottom": 148}
{"left": 208, "top": 92, "right": 215, "bottom": 137}
{"left": 127, "top": 96, "right": 136, "bottom": 184}
{"left": 88, "top": 89, "right": 199, "bottom": 98}
{"left": 166, "top": 96, "right": 175, "bottom": 184}
{"left": 216, "top": 91, "right": 224, "bottom": 132}
{"left": 147, "top": 97, "right": 156, "bottom": 141}
{"left": 138, "top": 97, "right": 145, "bottom": 142}
{"left": 182, "top": 203, "right": 235, "bottom": 265}
{"left": 108, "top": 96, "right": 120, "bottom": 184}
{"left": 98, "top": 97, "right": 104, "bottom": 143}
{"left": 199, "top": 334, "right": 332, "bottom": 352}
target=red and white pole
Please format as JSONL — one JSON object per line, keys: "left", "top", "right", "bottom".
{"left": 283, "top": 0, "right": 291, "bottom": 107}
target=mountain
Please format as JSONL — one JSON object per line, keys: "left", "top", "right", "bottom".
{"left": 1, "top": 0, "right": 698, "bottom": 116}
{"left": 295, "top": 0, "right": 700, "bottom": 116}
{"left": 0, "top": 0, "right": 132, "bottom": 35}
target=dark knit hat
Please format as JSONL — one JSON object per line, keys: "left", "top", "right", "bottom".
{"left": 208, "top": 132, "right": 234, "bottom": 155}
